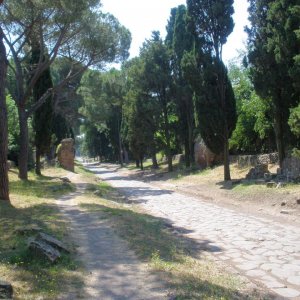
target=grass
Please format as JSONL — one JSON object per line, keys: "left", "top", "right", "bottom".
{"left": 0, "top": 167, "right": 83, "bottom": 300}
{"left": 76, "top": 174, "right": 270, "bottom": 299}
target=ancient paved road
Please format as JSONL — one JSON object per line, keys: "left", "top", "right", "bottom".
{"left": 88, "top": 164, "right": 300, "bottom": 300}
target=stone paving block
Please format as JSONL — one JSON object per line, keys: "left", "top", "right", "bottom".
{"left": 271, "top": 268, "right": 295, "bottom": 281}
{"left": 261, "top": 263, "right": 280, "bottom": 271}
{"left": 271, "top": 288, "right": 300, "bottom": 298}
{"left": 236, "top": 262, "right": 260, "bottom": 271}
{"left": 246, "top": 270, "right": 266, "bottom": 277}
{"left": 282, "top": 264, "right": 300, "bottom": 273}
{"left": 287, "top": 276, "right": 300, "bottom": 285}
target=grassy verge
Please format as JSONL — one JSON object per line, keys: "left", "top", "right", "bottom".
{"left": 76, "top": 173, "right": 270, "bottom": 299}
{"left": 0, "top": 168, "right": 83, "bottom": 300}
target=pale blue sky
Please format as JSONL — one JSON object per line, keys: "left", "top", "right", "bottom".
{"left": 101, "top": 0, "right": 250, "bottom": 64}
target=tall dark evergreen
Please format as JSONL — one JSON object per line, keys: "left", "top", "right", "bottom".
{"left": 123, "top": 58, "right": 158, "bottom": 170}
{"left": 247, "top": 0, "right": 300, "bottom": 167}
{"left": 31, "top": 46, "right": 54, "bottom": 175}
{"left": 186, "top": 0, "right": 236, "bottom": 180}
{"left": 140, "top": 32, "right": 174, "bottom": 172}
{"left": 166, "top": 5, "right": 195, "bottom": 167}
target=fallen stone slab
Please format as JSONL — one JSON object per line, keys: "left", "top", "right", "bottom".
{"left": 0, "top": 280, "right": 13, "bottom": 299}
{"left": 37, "top": 232, "right": 70, "bottom": 253}
{"left": 28, "top": 238, "right": 61, "bottom": 263}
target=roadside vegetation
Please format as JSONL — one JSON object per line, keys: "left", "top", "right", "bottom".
{"left": 0, "top": 167, "right": 83, "bottom": 300}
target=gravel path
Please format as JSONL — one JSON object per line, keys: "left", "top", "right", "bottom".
{"left": 56, "top": 180, "right": 167, "bottom": 300}
{"left": 88, "top": 164, "right": 300, "bottom": 300}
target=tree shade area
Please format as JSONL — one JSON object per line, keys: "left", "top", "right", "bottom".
{"left": 1, "top": 0, "right": 300, "bottom": 200}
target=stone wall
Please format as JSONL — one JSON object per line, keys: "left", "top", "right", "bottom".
{"left": 230, "top": 153, "right": 279, "bottom": 168}
{"left": 57, "top": 138, "right": 75, "bottom": 172}
{"left": 282, "top": 156, "right": 300, "bottom": 181}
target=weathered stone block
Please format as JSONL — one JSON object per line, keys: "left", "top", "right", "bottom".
{"left": 37, "top": 233, "right": 70, "bottom": 253}
{"left": 28, "top": 238, "right": 61, "bottom": 263}
{"left": 57, "top": 138, "right": 75, "bottom": 172}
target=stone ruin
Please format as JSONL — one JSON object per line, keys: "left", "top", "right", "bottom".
{"left": 57, "top": 138, "right": 75, "bottom": 172}
{"left": 194, "top": 139, "right": 223, "bottom": 169}
{"left": 245, "top": 155, "right": 300, "bottom": 186}
{"left": 281, "top": 156, "right": 300, "bottom": 182}
{"left": 246, "top": 164, "right": 269, "bottom": 180}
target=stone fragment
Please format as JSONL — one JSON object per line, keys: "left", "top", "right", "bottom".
{"left": 0, "top": 280, "right": 13, "bottom": 299}
{"left": 276, "top": 182, "right": 286, "bottom": 189}
{"left": 38, "top": 233, "right": 70, "bottom": 253}
{"left": 296, "top": 199, "right": 300, "bottom": 205}
{"left": 6, "top": 160, "right": 15, "bottom": 170}
{"left": 93, "top": 190, "right": 103, "bottom": 197}
{"left": 60, "top": 176, "right": 71, "bottom": 183}
{"left": 28, "top": 239, "right": 61, "bottom": 263}
{"left": 266, "top": 181, "right": 276, "bottom": 188}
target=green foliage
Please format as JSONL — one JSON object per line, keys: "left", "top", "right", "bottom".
{"left": 79, "top": 68, "right": 126, "bottom": 161}
{"left": 228, "top": 60, "right": 274, "bottom": 153}
{"left": 289, "top": 103, "right": 300, "bottom": 158}
{"left": 186, "top": 0, "right": 234, "bottom": 60}
{"left": 247, "top": 0, "right": 300, "bottom": 164}
{"left": 7, "top": 94, "right": 19, "bottom": 159}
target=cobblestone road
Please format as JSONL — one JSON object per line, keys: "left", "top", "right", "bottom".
{"left": 89, "top": 165, "right": 300, "bottom": 299}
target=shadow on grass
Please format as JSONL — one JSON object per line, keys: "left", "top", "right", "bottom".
{"left": 0, "top": 201, "right": 81, "bottom": 298}
{"left": 80, "top": 202, "right": 274, "bottom": 299}
{"left": 216, "top": 179, "right": 255, "bottom": 191}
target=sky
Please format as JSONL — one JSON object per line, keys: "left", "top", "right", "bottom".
{"left": 101, "top": 0, "right": 250, "bottom": 64}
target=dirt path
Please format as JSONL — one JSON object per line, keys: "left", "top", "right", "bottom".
{"left": 55, "top": 174, "right": 167, "bottom": 300}
{"left": 87, "top": 164, "right": 300, "bottom": 300}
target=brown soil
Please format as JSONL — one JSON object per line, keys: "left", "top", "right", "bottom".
{"left": 118, "top": 163, "right": 300, "bottom": 226}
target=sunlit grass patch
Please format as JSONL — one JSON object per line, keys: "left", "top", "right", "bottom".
{"left": 0, "top": 167, "right": 82, "bottom": 299}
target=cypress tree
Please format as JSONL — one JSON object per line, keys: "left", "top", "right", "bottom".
{"left": 31, "top": 46, "right": 54, "bottom": 175}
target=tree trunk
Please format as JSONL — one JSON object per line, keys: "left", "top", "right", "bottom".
{"left": 18, "top": 107, "right": 29, "bottom": 180}
{"left": 274, "top": 105, "right": 285, "bottom": 168}
{"left": 35, "top": 148, "right": 41, "bottom": 175}
{"left": 223, "top": 128, "right": 231, "bottom": 181}
{"left": 140, "top": 156, "right": 143, "bottom": 170}
{"left": 188, "top": 115, "right": 194, "bottom": 165}
{"left": 151, "top": 153, "right": 158, "bottom": 169}
{"left": 135, "top": 160, "right": 140, "bottom": 168}
{"left": 162, "top": 103, "right": 173, "bottom": 172}
{"left": 124, "top": 148, "right": 129, "bottom": 164}
{"left": 0, "top": 27, "right": 9, "bottom": 200}
{"left": 185, "top": 138, "right": 191, "bottom": 168}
